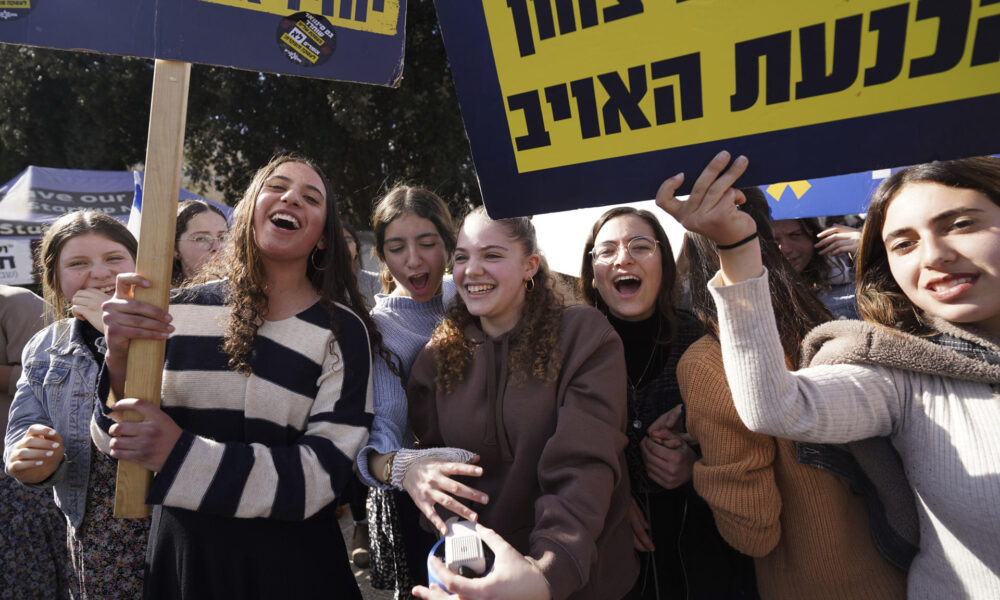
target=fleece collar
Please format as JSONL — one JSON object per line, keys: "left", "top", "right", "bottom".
{"left": 801, "top": 316, "right": 1000, "bottom": 385}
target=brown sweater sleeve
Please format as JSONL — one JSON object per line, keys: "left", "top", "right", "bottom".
{"left": 679, "top": 335, "right": 782, "bottom": 557}
{"left": 529, "top": 308, "right": 628, "bottom": 600}
{"left": 406, "top": 344, "right": 442, "bottom": 447}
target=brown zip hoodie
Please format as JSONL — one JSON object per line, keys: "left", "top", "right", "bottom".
{"left": 407, "top": 304, "right": 638, "bottom": 600}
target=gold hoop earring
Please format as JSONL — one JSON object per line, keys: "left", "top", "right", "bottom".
{"left": 310, "top": 247, "right": 328, "bottom": 271}
{"left": 524, "top": 277, "right": 535, "bottom": 291}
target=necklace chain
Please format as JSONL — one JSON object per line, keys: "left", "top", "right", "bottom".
{"left": 628, "top": 344, "right": 657, "bottom": 391}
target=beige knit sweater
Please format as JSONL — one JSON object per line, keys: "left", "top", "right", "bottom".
{"left": 680, "top": 335, "right": 907, "bottom": 600}
{"left": 709, "top": 270, "right": 1000, "bottom": 599}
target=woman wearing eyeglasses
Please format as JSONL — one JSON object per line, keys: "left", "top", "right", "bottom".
{"left": 579, "top": 207, "right": 756, "bottom": 600}
{"left": 172, "top": 200, "right": 230, "bottom": 286}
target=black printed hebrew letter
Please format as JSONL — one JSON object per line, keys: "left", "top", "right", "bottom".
{"left": 731, "top": 31, "right": 792, "bottom": 111}
{"left": 570, "top": 78, "right": 602, "bottom": 139}
{"left": 507, "top": 0, "right": 536, "bottom": 57}
{"left": 797, "top": 14, "right": 863, "bottom": 99}
{"left": 909, "top": 0, "right": 972, "bottom": 77}
{"left": 507, "top": 91, "right": 552, "bottom": 150}
{"left": 650, "top": 53, "right": 703, "bottom": 124}
{"left": 598, "top": 66, "right": 652, "bottom": 134}
{"left": 865, "top": 4, "right": 909, "bottom": 86}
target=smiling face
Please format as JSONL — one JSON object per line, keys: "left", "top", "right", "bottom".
{"left": 176, "top": 210, "right": 229, "bottom": 279}
{"left": 883, "top": 182, "right": 1000, "bottom": 337}
{"left": 382, "top": 213, "right": 448, "bottom": 302}
{"left": 251, "top": 161, "right": 328, "bottom": 269}
{"left": 591, "top": 215, "right": 663, "bottom": 322}
{"left": 453, "top": 213, "right": 539, "bottom": 337}
{"left": 771, "top": 219, "right": 815, "bottom": 274}
{"left": 57, "top": 233, "right": 137, "bottom": 301}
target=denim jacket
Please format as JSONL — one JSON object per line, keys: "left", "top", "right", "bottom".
{"left": 3, "top": 318, "right": 102, "bottom": 529}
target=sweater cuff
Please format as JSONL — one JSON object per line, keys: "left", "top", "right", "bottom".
{"left": 529, "top": 537, "right": 581, "bottom": 600}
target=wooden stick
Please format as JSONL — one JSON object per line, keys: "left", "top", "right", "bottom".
{"left": 113, "top": 59, "right": 191, "bottom": 518}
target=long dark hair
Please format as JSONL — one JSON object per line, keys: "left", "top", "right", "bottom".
{"left": 685, "top": 188, "right": 831, "bottom": 368}
{"left": 371, "top": 184, "right": 456, "bottom": 294}
{"left": 579, "top": 206, "right": 678, "bottom": 342}
{"left": 857, "top": 156, "right": 1000, "bottom": 333}
{"left": 38, "top": 210, "right": 138, "bottom": 324}
{"left": 200, "top": 154, "right": 387, "bottom": 374}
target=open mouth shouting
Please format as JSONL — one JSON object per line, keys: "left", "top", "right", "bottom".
{"left": 613, "top": 274, "right": 642, "bottom": 297}
{"left": 269, "top": 212, "right": 301, "bottom": 231}
{"left": 408, "top": 273, "right": 431, "bottom": 294}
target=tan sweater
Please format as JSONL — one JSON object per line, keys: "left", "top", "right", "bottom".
{"left": 679, "top": 335, "right": 906, "bottom": 599}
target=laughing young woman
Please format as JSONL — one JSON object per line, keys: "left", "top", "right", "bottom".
{"left": 405, "top": 207, "right": 637, "bottom": 600}
{"left": 579, "top": 207, "right": 756, "bottom": 600}
{"left": 657, "top": 153, "right": 1000, "bottom": 599}
{"left": 93, "top": 155, "right": 379, "bottom": 599}
{"left": 357, "top": 184, "right": 458, "bottom": 595}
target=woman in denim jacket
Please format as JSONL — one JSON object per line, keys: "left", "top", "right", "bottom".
{"left": 4, "top": 211, "right": 149, "bottom": 599}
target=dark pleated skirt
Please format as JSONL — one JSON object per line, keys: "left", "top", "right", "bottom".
{"left": 143, "top": 503, "right": 361, "bottom": 600}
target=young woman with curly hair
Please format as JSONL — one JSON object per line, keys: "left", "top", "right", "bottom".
{"left": 404, "top": 207, "right": 637, "bottom": 600}
{"left": 93, "top": 155, "right": 380, "bottom": 599}
{"left": 658, "top": 152, "right": 1000, "bottom": 599}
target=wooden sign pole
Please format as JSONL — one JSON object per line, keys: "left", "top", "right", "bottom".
{"left": 113, "top": 59, "right": 191, "bottom": 518}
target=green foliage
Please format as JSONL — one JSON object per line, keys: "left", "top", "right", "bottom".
{"left": 0, "top": 0, "right": 479, "bottom": 227}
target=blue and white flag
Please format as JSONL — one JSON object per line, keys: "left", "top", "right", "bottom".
{"left": 127, "top": 171, "right": 143, "bottom": 241}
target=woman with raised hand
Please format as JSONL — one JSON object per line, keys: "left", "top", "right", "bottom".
{"left": 680, "top": 187, "right": 908, "bottom": 599}
{"left": 406, "top": 207, "right": 637, "bottom": 600}
{"left": 94, "top": 155, "right": 379, "bottom": 599}
{"left": 657, "top": 152, "right": 1000, "bottom": 599}
{"left": 578, "top": 207, "right": 756, "bottom": 599}
{"left": 5, "top": 211, "right": 148, "bottom": 598}
{"left": 771, "top": 216, "right": 860, "bottom": 319}
{"left": 357, "top": 184, "right": 458, "bottom": 595}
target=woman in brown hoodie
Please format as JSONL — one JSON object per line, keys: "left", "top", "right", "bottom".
{"left": 404, "top": 207, "right": 637, "bottom": 600}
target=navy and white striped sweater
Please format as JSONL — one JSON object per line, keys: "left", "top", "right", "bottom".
{"left": 92, "top": 281, "right": 373, "bottom": 521}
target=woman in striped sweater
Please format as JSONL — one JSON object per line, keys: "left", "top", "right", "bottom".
{"left": 93, "top": 156, "right": 381, "bottom": 599}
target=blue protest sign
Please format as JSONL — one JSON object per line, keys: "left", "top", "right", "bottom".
{"left": 433, "top": 0, "right": 1000, "bottom": 218}
{"left": 0, "top": 0, "right": 406, "bottom": 86}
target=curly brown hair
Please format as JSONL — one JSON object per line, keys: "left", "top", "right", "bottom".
{"left": 38, "top": 210, "right": 138, "bottom": 324}
{"left": 199, "top": 154, "right": 387, "bottom": 375}
{"left": 431, "top": 207, "right": 563, "bottom": 394}
{"left": 857, "top": 156, "right": 1000, "bottom": 333}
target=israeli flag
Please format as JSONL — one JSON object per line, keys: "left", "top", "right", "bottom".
{"left": 127, "top": 171, "right": 142, "bottom": 241}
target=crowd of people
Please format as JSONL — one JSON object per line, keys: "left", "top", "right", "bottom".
{"left": 2, "top": 153, "right": 999, "bottom": 599}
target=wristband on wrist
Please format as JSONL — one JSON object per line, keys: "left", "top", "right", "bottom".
{"left": 716, "top": 232, "right": 758, "bottom": 251}
{"left": 382, "top": 452, "right": 396, "bottom": 485}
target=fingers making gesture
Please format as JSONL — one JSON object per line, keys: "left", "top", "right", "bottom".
{"left": 655, "top": 151, "right": 764, "bottom": 285}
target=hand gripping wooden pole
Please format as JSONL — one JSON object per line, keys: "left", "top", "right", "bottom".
{"left": 114, "top": 60, "right": 191, "bottom": 518}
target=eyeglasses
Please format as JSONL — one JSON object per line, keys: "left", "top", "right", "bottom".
{"left": 179, "top": 233, "right": 229, "bottom": 249}
{"left": 591, "top": 236, "right": 660, "bottom": 264}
